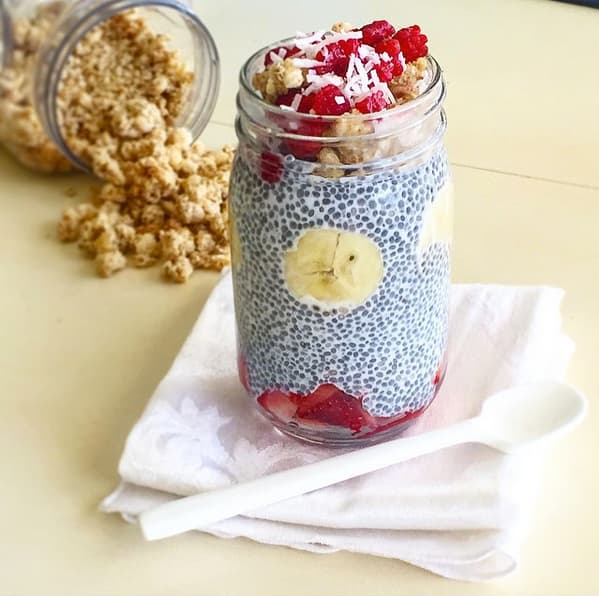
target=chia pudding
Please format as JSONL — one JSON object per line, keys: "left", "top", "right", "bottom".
{"left": 230, "top": 20, "right": 452, "bottom": 445}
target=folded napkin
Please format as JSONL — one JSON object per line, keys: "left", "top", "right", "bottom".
{"left": 102, "top": 271, "right": 573, "bottom": 582}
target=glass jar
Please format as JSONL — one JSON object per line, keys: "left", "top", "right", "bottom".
{"left": 0, "top": 0, "right": 218, "bottom": 171}
{"left": 230, "top": 41, "right": 452, "bottom": 447}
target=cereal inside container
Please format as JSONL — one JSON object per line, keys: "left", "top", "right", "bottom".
{"left": 0, "top": 0, "right": 219, "bottom": 173}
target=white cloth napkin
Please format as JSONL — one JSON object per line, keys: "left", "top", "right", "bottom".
{"left": 101, "top": 271, "right": 574, "bottom": 582}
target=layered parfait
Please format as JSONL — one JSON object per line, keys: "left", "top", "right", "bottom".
{"left": 230, "top": 19, "right": 452, "bottom": 445}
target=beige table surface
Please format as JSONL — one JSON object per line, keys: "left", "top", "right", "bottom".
{"left": 1, "top": 0, "right": 598, "bottom": 594}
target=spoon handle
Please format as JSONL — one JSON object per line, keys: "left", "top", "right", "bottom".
{"left": 140, "top": 416, "right": 482, "bottom": 541}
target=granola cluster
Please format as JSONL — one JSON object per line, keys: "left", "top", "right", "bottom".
{"left": 0, "top": 3, "right": 73, "bottom": 173}
{"left": 56, "top": 11, "right": 193, "bottom": 178}
{"left": 54, "top": 10, "right": 233, "bottom": 282}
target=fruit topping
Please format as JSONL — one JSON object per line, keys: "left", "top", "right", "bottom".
{"left": 260, "top": 151, "right": 283, "bottom": 183}
{"left": 264, "top": 45, "right": 300, "bottom": 67}
{"left": 355, "top": 90, "right": 388, "bottom": 114}
{"left": 312, "top": 84, "right": 351, "bottom": 116}
{"left": 360, "top": 19, "right": 396, "bottom": 46}
{"left": 394, "top": 25, "right": 428, "bottom": 62}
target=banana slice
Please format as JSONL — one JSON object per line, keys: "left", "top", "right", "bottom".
{"left": 418, "top": 180, "right": 454, "bottom": 255}
{"left": 284, "top": 228, "right": 384, "bottom": 309}
{"left": 229, "top": 214, "right": 242, "bottom": 268}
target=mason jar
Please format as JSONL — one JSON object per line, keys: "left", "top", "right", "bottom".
{"left": 0, "top": 0, "right": 218, "bottom": 171}
{"left": 230, "top": 41, "right": 452, "bottom": 446}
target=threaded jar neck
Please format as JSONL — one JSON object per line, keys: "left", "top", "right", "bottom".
{"left": 236, "top": 42, "right": 446, "bottom": 176}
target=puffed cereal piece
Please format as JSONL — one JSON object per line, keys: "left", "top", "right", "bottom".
{"left": 176, "top": 197, "right": 206, "bottom": 224}
{"left": 163, "top": 256, "right": 193, "bottom": 283}
{"left": 331, "top": 22, "right": 352, "bottom": 33}
{"left": 95, "top": 250, "right": 127, "bottom": 277}
{"left": 88, "top": 147, "right": 126, "bottom": 185}
{"left": 115, "top": 222, "right": 136, "bottom": 252}
{"left": 94, "top": 227, "right": 119, "bottom": 254}
{"left": 77, "top": 220, "right": 101, "bottom": 257}
{"left": 324, "top": 112, "right": 375, "bottom": 164}
{"left": 315, "top": 147, "right": 344, "bottom": 178}
{"left": 57, "top": 203, "right": 97, "bottom": 242}
{"left": 95, "top": 183, "right": 124, "bottom": 204}
{"left": 252, "top": 58, "right": 304, "bottom": 103}
{"left": 188, "top": 246, "right": 230, "bottom": 271}
{"left": 141, "top": 204, "right": 165, "bottom": 226}
{"left": 110, "top": 98, "right": 164, "bottom": 139}
{"left": 389, "top": 57, "right": 428, "bottom": 104}
{"left": 160, "top": 228, "right": 195, "bottom": 260}
{"left": 132, "top": 232, "right": 160, "bottom": 268}
{"left": 194, "top": 229, "right": 216, "bottom": 254}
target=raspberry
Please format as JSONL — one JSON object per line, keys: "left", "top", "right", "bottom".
{"left": 275, "top": 91, "right": 314, "bottom": 113}
{"left": 257, "top": 389, "right": 300, "bottom": 423}
{"left": 338, "top": 38, "right": 361, "bottom": 56}
{"left": 274, "top": 94, "right": 323, "bottom": 158}
{"left": 316, "top": 39, "right": 360, "bottom": 76}
{"left": 315, "top": 43, "right": 347, "bottom": 75}
{"left": 394, "top": 25, "right": 428, "bottom": 62}
{"left": 393, "top": 60, "right": 404, "bottom": 77}
{"left": 375, "top": 38, "right": 404, "bottom": 77}
{"left": 355, "top": 90, "right": 388, "bottom": 114}
{"left": 283, "top": 119, "right": 326, "bottom": 159}
{"left": 312, "top": 84, "right": 350, "bottom": 116}
{"left": 264, "top": 44, "right": 300, "bottom": 67}
{"left": 376, "top": 38, "right": 400, "bottom": 55}
{"left": 260, "top": 151, "right": 283, "bottom": 183}
{"left": 275, "top": 90, "right": 297, "bottom": 107}
{"left": 360, "top": 19, "right": 396, "bottom": 46}
{"left": 297, "top": 93, "right": 315, "bottom": 113}
{"left": 374, "top": 59, "right": 395, "bottom": 82}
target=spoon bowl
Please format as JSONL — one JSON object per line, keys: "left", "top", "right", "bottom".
{"left": 479, "top": 381, "right": 587, "bottom": 453}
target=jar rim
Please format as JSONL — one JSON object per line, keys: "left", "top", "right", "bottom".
{"left": 33, "top": 0, "right": 219, "bottom": 173}
{"left": 239, "top": 36, "right": 442, "bottom": 123}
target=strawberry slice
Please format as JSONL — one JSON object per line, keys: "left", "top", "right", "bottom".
{"left": 295, "top": 384, "right": 376, "bottom": 433}
{"left": 363, "top": 402, "right": 429, "bottom": 438}
{"left": 275, "top": 91, "right": 314, "bottom": 113}
{"left": 257, "top": 389, "right": 299, "bottom": 423}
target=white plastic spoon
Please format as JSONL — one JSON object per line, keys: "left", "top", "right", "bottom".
{"left": 139, "top": 380, "right": 586, "bottom": 541}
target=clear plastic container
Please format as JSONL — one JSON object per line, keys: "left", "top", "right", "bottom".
{"left": 230, "top": 42, "right": 452, "bottom": 446}
{"left": 0, "top": 0, "right": 219, "bottom": 171}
